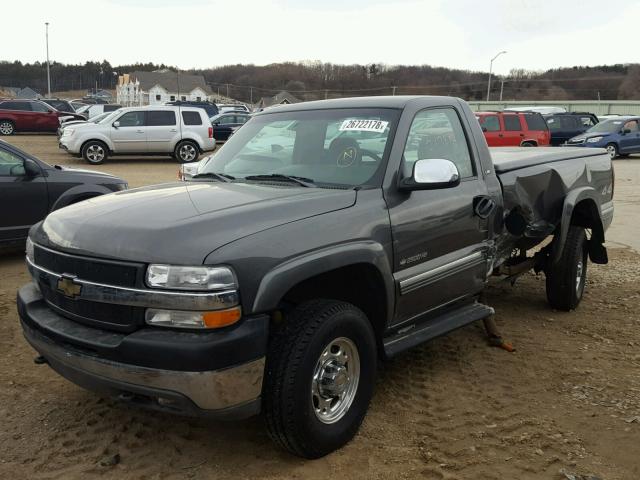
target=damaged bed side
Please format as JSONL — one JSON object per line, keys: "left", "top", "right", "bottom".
{"left": 489, "top": 146, "right": 614, "bottom": 280}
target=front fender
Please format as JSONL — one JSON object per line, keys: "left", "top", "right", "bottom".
{"left": 553, "top": 186, "right": 604, "bottom": 263}
{"left": 50, "top": 184, "right": 113, "bottom": 211}
{"left": 252, "top": 241, "right": 395, "bottom": 322}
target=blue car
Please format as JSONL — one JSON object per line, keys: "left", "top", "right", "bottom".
{"left": 566, "top": 116, "right": 640, "bottom": 159}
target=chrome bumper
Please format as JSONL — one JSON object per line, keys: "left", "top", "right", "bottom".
{"left": 25, "top": 327, "right": 265, "bottom": 412}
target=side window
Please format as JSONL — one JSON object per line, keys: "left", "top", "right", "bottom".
{"left": 2, "top": 101, "right": 30, "bottom": 111}
{"left": 155, "top": 94, "right": 161, "bottom": 101}
{"left": 580, "top": 116, "right": 596, "bottom": 127}
{"left": 196, "top": 97, "right": 202, "bottom": 101}
{"left": 503, "top": 115, "right": 522, "bottom": 131}
{"left": 403, "top": 108, "right": 475, "bottom": 179}
{"left": 181, "top": 96, "right": 187, "bottom": 101}
{"left": 624, "top": 120, "right": 639, "bottom": 132}
{"left": 480, "top": 115, "right": 500, "bottom": 132}
{"left": 560, "top": 116, "right": 579, "bottom": 129}
{"left": 147, "top": 110, "right": 176, "bottom": 126}
{"left": 182, "top": 111, "right": 202, "bottom": 126}
{"left": 116, "top": 111, "right": 145, "bottom": 127}
{"left": 0, "top": 148, "right": 25, "bottom": 176}
{"left": 169, "top": 95, "right": 176, "bottom": 101}
{"left": 545, "top": 117, "right": 561, "bottom": 130}
{"left": 31, "top": 102, "right": 51, "bottom": 113}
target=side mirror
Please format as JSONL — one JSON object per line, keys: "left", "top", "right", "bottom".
{"left": 23, "top": 159, "right": 41, "bottom": 177}
{"left": 481, "top": 127, "right": 487, "bottom": 132}
{"left": 399, "top": 158, "right": 460, "bottom": 191}
{"left": 112, "top": 121, "right": 120, "bottom": 128}
{"left": 621, "top": 128, "right": 631, "bottom": 135}
{"left": 213, "top": 121, "right": 220, "bottom": 126}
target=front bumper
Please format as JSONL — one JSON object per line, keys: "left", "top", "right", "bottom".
{"left": 17, "top": 282, "right": 268, "bottom": 419}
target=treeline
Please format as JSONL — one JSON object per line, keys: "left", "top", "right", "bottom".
{"left": 1, "top": 59, "right": 639, "bottom": 102}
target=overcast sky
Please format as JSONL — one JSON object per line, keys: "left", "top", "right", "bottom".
{"left": 4, "top": 0, "right": 639, "bottom": 74}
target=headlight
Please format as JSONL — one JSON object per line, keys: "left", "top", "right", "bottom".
{"left": 145, "top": 307, "right": 241, "bottom": 329}
{"left": 26, "top": 237, "right": 34, "bottom": 262}
{"left": 146, "top": 264, "right": 236, "bottom": 291}
{"left": 62, "top": 128, "right": 75, "bottom": 137}
{"left": 586, "top": 136, "right": 603, "bottom": 143}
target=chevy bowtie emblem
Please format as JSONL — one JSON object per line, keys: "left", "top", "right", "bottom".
{"left": 57, "top": 275, "right": 82, "bottom": 299}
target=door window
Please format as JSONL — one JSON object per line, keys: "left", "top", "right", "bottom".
{"left": 479, "top": 115, "right": 500, "bottom": 132}
{"left": 623, "top": 120, "right": 639, "bottom": 132}
{"left": 30, "top": 101, "right": 51, "bottom": 113}
{"left": 403, "top": 108, "right": 475, "bottom": 178}
{"left": 0, "top": 148, "right": 25, "bottom": 176}
{"left": 147, "top": 110, "right": 176, "bottom": 126}
{"left": 117, "top": 111, "right": 146, "bottom": 127}
{"left": 579, "top": 116, "right": 597, "bottom": 127}
{"left": 182, "top": 111, "right": 202, "bottom": 125}
{"left": 503, "top": 115, "right": 522, "bottom": 131}
{"left": 0, "top": 101, "right": 30, "bottom": 111}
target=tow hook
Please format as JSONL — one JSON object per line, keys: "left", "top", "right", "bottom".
{"left": 34, "top": 355, "right": 48, "bottom": 365}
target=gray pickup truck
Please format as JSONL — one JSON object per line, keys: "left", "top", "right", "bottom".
{"left": 17, "top": 96, "right": 614, "bottom": 458}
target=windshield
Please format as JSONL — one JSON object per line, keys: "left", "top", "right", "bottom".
{"left": 198, "top": 108, "right": 399, "bottom": 188}
{"left": 586, "top": 119, "right": 628, "bottom": 134}
{"left": 91, "top": 112, "right": 113, "bottom": 123}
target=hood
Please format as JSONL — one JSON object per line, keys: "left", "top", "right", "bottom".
{"left": 570, "top": 132, "right": 610, "bottom": 142}
{"left": 52, "top": 164, "right": 120, "bottom": 179}
{"left": 33, "top": 182, "right": 356, "bottom": 264}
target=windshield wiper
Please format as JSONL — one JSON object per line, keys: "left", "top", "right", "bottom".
{"left": 191, "top": 172, "right": 235, "bottom": 182}
{"left": 244, "top": 174, "right": 317, "bottom": 188}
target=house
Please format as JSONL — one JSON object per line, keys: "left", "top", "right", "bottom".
{"left": 15, "top": 87, "right": 41, "bottom": 99}
{"left": 255, "top": 91, "right": 301, "bottom": 110}
{"left": 116, "top": 70, "right": 212, "bottom": 106}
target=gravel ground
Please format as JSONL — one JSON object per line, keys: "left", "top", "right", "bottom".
{"left": 0, "top": 134, "right": 639, "bottom": 479}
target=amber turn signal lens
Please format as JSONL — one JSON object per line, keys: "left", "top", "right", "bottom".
{"left": 202, "top": 307, "right": 242, "bottom": 328}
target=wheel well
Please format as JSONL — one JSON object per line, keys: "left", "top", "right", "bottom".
{"left": 81, "top": 139, "right": 110, "bottom": 154}
{"left": 520, "top": 140, "right": 537, "bottom": 146}
{"left": 177, "top": 138, "right": 201, "bottom": 152}
{"left": 570, "top": 199, "right": 604, "bottom": 243}
{"left": 279, "top": 263, "right": 388, "bottom": 344}
{"left": 51, "top": 192, "right": 101, "bottom": 212}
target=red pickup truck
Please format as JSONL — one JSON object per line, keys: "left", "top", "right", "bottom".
{"left": 0, "top": 99, "right": 84, "bottom": 135}
{"left": 476, "top": 111, "right": 550, "bottom": 147}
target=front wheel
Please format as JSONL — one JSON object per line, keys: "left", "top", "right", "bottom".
{"left": 0, "top": 120, "right": 15, "bottom": 135}
{"left": 82, "top": 140, "right": 108, "bottom": 164}
{"left": 605, "top": 143, "right": 618, "bottom": 160}
{"left": 545, "top": 225, "right": 588, "bottom": 311}
{"left": 263, "top": 300, "right": 377, "bottom": 458}
{"left": 174, "top": 141, "right": 199, "bottom": 163}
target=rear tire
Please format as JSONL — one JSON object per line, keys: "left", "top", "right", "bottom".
{"left": 174, "top": 140, "right": 199, "bottom": 163}
{"left": 82, "top": 140, "right": 108, "bottom": 164}
{"left": 0, "top": 120, "right": 15, "bottom": 135}
{"left": 605, "top": 143, "right": 618, "bottom": 160}
{"left": 521, "top": 141, "right": 536, "bottom": 147}
{"left": 545, "top": 225, "right": 588, "bottom": 311}
{"left": 263, "top": 299, "right": 377, "bottom": 459}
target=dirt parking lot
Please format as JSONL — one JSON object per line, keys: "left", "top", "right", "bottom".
{"left": 1, "top": 134, "right": 639, "bottom": 479}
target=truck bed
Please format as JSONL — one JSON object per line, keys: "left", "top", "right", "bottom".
{"left": 490, "top": 146, "right": 613, "bottom": 265}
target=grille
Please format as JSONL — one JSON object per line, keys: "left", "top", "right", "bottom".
{"left": 33, "top": 245, "right": 145, "bottom": 332}
{"left": 34, "top": 245, "right": 140, "bottom": 287}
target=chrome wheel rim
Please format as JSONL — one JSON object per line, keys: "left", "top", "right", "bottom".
{"left": 606, "top": 145, "right": 616, "bottom": 159}
{"left": 311, "top": 337, "right": 360, "bottom": 424}
{"left": 0, "top": 122, "right": 13, "bottom": 135}
{"left": 576, "top": 259, "right": 584, "bottom": 294}
{"left": 179, "top": 144, "right": 197, "bottom": 161}
{"left": 86, "top": 144, "right": 105, "bottom": 162}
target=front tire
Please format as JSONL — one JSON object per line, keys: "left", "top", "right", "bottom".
{"left": 82, "top": 140, "right": 108, "bottom": 164}
{"left": 545, "top": 225, "right": 588, "bottom": 311}
{"left": 605, "top": 143, "right": 618, "bottom": 160}
{"left": 0, "top": 120, "right": 15, "bottom": 135}
{"left": 174, "top": 140, "right": 199, "bottom": 163}
{"left": 264, "top": 300, "right": 377, "bottom": 458}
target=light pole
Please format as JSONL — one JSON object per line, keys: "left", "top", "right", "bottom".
{"left": 45, "top": 22, "right": 51, "bottom": 97}
{"left": 486, "top": 50, "right": 506, "bottom": 101}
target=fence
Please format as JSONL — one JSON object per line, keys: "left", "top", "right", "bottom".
{"left": 466, "top": 100, "right": 640, "bottom": 116}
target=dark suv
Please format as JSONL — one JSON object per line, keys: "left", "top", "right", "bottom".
{"left": 0, "top": 139, "right": 127, "bottom": 248}
{"left": 0, "top": 100, "right": 84, "bottom": 135}
{"left": 544, "top": 112, "right": 599, "bottom": 146}
{"left": 166, "top": 100, "right": 219, "bottom": 117}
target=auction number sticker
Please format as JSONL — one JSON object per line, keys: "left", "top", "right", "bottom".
{"left": 339, "top": 119, "right": 388, "bottom": 133}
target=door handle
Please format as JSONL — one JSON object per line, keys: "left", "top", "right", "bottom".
{"left": 473, "top": 196, "right": 496, "bottom": 219}
{"left": 498, "top": 134, "right": 504, "bottom": 137}
{"left": 170, "top": 129, "right": 177, "bottom": 132}
{"left": 519, "top": 133, "right": 525, "bottom": 137}
{"left": 136, "top": 130, "right": 144, "bottom": 133}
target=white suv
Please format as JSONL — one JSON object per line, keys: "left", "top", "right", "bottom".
{"left": 59, "top": 105, "right": 215, "bottom": 164}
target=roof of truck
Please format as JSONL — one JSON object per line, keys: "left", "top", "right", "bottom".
{"left": 254, "top": 96, "right": 460, "bottom": 114}
{"left": 490, "top": 147, "right": 608, "bottom": 173}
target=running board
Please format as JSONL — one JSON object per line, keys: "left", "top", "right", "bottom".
{"left": 383, "top": 302, "right": 495, "bottom": 357}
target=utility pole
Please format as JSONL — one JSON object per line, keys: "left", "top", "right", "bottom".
{"left": 325, "top": 89, "right": 328, "bottom": 99}
{"left": 499, "top": 79, "right": 505, "bottom": 101}
{"left": 45, "top": 22, "right": 51, "bottom": 97}
{"left": 392, "top": 86, "right": 397, "bottom": 96}
{"left": 176, "top": 69, "right": 181, "bottom": 100}
{"left": 226, "top": 83, "right": 229, "bottom": 98}
{"left": 250, "top": 86, "right": 253, "bottom": 105}
{"left": 486, "top": 50, "right": 507, "bottom": 101}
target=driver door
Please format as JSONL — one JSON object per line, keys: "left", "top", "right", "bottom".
{"left": 619, "top": 119, "right": 640, "bottom": 153}
{"left": 387, "top": 107, "right": 492, "bottom": 326}
{"left": 0, "top": 146, "right": 48, "bottom": 242}
{"left": 110, "top": 111, "right": 148, "bottom": 152}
